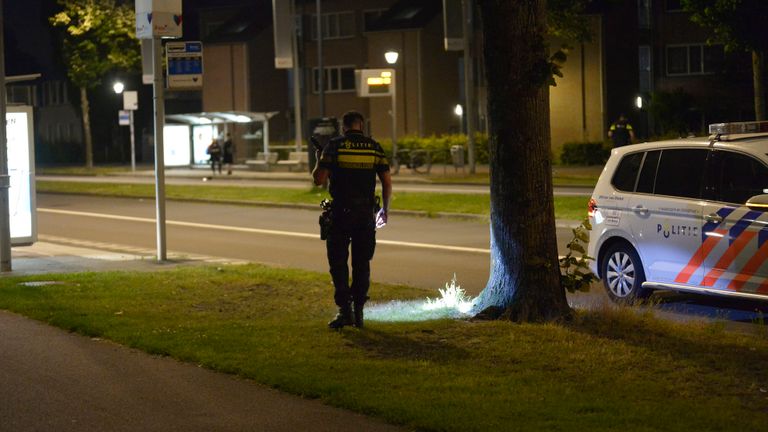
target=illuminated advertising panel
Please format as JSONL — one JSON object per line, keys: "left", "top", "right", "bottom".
{"left": 163, "top": 124, "right": 191, "bottom": 166}
{"left": 192, "top": 125, "right": 215, "bottom": 165}
{"left": 7, "top": 106, "right": 36, "bottom": 245}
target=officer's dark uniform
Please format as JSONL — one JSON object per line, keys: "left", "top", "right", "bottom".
{"left": 609, "top": 119, "right": 633, "bottom": 147}
{"left": 318, "top": 129, "right": 389, "bottom": 315}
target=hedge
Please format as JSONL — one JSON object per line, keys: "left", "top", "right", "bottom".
{"left": 559, "top": 141, "right": 611, "bottom": 165}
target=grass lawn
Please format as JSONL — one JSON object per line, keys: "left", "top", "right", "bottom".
{"left": 1, "top": 265, "right": 766, "bottom": 431}
{"left": 36, "top": 181, "right": 589, "bottom": 221}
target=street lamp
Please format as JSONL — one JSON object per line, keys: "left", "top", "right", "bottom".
{"left": 454, "top": 104, "right": 464, "bottom": 134}
{"left": 384, "top": 50, "right": 399, "bottom": 172}
{"left": 384, "top": 50, "right": 399, "bottom": 65}
{"left": 113, "top": 81, "right": 125, "bottom": 94}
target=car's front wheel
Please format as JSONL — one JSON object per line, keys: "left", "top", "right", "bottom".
{"left": 601, "top": 243, "right": 650, "bottom": 303}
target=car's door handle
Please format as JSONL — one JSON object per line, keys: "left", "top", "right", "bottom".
{"left": 705, "top": 213, "right": 723, "bottom": 223}
{"left": 633, "top": 205, "right": 649, "bottom": 215}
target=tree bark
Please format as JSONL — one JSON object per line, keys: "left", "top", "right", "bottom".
{"left": 80, "top": 86, "right": 93, "bottom": 169}
{"left": 753, "top": 50, "right": 765, "bottom": 121}
{"left": 473, "top": 0, "right": 571, "bottom": 322}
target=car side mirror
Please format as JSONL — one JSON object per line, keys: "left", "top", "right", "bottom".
{"left": 746, "top": 194, "right": 768, "bottom": 212}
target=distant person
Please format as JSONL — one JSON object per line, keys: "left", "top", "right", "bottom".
{"left": 608, "top": 114, "right": 636, "bottom": 147}
{"left": 312, "top": 111, "right": 392, "bottom": 329}
{"left": 206, "top": 139, "right": 222, "bottom": 175}
{"left": 223, "top": 133, "right": 235, "bottom": 175}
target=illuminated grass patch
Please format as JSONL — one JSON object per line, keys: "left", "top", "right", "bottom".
{"left": 367, "top": 275, "right": 475, "bottom": 322}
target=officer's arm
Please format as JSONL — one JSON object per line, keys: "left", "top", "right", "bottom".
{"left": 312, "top": 161, "right": 329, "bottom": 186}
{"left": 378, "top": 170, "right": 392, "bottom": 213}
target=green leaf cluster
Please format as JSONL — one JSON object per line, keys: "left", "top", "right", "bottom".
{"left": 50, "top": 0, "right": 140, "bottom": 89}
{"left": 681, "top": 0, "right": 768, "bottom": 52}
{"left": 559, "top": 217, "right": 597, "bottom": 293}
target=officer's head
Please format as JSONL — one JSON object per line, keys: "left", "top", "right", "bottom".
{"left": 342, "top": 111, "right": 365, "bottom": 132}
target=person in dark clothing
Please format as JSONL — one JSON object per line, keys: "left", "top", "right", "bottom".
{"left": 222, "top": 134, "right": 235, "bottom": 175}
{"left": 608, "top": 114, "right": 636, "bottom": 147}
{"left": 207, "top": 139, "right": 223, "bottom": 175}
{"left": 312, "top": 111, "right": 392, "bottom": 329}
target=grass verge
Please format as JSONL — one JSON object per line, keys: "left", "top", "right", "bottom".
{"left": 1, "top": 265, "right": 767, "bottom": 431}
{"left": 36, "top": 180, "right": 588, "bottom": 221}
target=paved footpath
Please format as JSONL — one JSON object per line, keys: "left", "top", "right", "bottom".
{"left": 1, "top": 244, "right": 407, "bottom": 432}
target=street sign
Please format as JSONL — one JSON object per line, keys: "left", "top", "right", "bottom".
{"left": 355, "top": 69, "right": 395, "bottom": 97}
{"left": 135, "top": 0, "right": 182, "bottom": 40}
{"left": 123, "top": 91, "right": 138, "bottom": 110}
{"left": 166, "top": 41, "right": 203, "bottom": 89}
{"left": 119, "top": 110, "right": 131, "bottom": 126}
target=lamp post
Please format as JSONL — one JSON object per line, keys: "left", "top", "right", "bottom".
{"left": 454, "top": 104, "right": 464, "bottom": 134}
{"left": 385, "top": 50, "right": 399, "bottom": 172}
{"left": 113, "top": 81, "right": 137, "bottom": 172}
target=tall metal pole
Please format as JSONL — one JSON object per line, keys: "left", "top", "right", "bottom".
{"left": 129, "top": 110, "right": 136, "bottom": 172}
{"left": 391, "top": 70, "right": 398, "bottom": 173}
{"left": 152, "top": 38, "right": 167, "bottom": 261}
{"left": 292, "top": 0, "right": 303, "bottom": 151}
{"left": 462, "top": 0, "right": 476, "bottom": 174}
{"left": 316, "top": 0, "right": 324, "bottom": 117}
{"left": 0, "top": 0, "right": 11, "bottom": 272}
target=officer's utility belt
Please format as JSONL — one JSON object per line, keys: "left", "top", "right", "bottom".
{"left": 318, "top": 197, "right": 381, "bottom": 240}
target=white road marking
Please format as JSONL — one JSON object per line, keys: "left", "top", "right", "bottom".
{"left": 39, "top": 208, "right": 491, "bottom": 255}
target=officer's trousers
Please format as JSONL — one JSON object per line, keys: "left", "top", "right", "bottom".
{"left": 326, "top": 208, "right": 376, "bottom": 308}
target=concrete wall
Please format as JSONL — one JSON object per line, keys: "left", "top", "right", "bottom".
{"left": 549, "top": 17, "right": 605, "bottom": 156}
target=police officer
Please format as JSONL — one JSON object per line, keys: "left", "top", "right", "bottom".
{"left": 608, "top": 114, "right": 636, "bottom": 148}
{"left": 312, "top": 111, "right": 392, "bottom": 329}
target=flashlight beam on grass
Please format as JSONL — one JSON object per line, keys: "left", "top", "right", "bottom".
{"left": 366, "top": 275, "right": 476, "bottom": 322}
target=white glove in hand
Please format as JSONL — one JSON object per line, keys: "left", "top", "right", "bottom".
{"left": 375, "top": 208, "right": 388, "bottom": 229}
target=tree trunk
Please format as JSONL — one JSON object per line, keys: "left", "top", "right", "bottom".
{"left": 473, "top": 0, "right": 571, "bottom": 322}
{"left": 80, "top": 86, "right": 93, "bottom": 169}
{"left": 753, "top": 50, "right": 765, "bottom": 121}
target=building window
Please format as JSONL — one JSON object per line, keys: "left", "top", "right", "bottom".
{"left": 666, "top": 44, "right": 724, "bottom": 76}
{"left": 638, "top": 0, "right": 651, "bottom": 28}
{"left": 312, "top": 66, "right": 356, "bottom": 93}
{"left": 363, "top": 9, "right": 386, "bottom": 31}
{"left": 639, "top": 45, "right": 652, "bottom": 91}
{"left": 310, "top": 11, "right": 355, "bottom": 40}
{"left": 42, "top": 81, "right": 68, "bottom": 106}
{"left": 666, "top": 0, "right": 683, "bottom": 11}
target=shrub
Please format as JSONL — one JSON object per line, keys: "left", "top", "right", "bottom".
{"left": 380, "top": 133, "right": 490, "bottom": 164}
{"left": 559, "top": 141, "right": 611, "bottom": 165}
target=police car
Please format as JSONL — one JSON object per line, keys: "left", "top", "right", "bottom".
{"left": 587, "top": 121, "right": 768, "bottom": 303}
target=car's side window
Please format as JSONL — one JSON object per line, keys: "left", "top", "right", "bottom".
{"left": 711, "top": 151, "right": 768, "bottom": 204}
{"left": 636, "top": 150, "right": 661, "bottom": 194}
{"left": 654, "top": 149, "right": 708, "bottom": 199}
{"left": 611, "top": 152, "right": 644, "bottom": 192}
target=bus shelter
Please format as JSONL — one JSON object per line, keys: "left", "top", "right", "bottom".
{"left": 164, "top": 111, "right": 278, "bottom": 166}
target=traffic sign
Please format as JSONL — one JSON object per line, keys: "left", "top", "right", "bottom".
{"left": 166, "top": 41, "right": 203, "bottom": 89}
{"left": 119, "top": 110, "right": 131, "bottom": 126}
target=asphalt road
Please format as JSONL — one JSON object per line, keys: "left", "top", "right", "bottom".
{"left": 37, "top": 193, "right": 558, "bottom": 296}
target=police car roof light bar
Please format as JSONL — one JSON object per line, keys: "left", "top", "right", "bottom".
{"left": 708, "top": 120, "right": 768, "bottom": 135}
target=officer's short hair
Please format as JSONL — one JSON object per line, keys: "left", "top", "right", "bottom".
{"left": 342, "top": 111, "right": 365, "bottom": 129}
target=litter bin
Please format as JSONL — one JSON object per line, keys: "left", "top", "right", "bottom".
{"left": 450, "top": 145, "right": 465, "bottom": 172}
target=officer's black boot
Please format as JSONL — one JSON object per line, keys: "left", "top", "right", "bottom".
{"left": 328, "top": 305, "right": 353, "bottom": 329}
{"left": 353, "top": 302, "right": 364, "bottom": 328}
